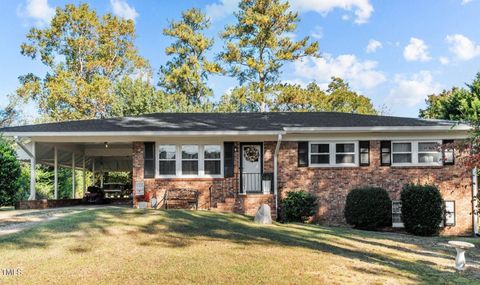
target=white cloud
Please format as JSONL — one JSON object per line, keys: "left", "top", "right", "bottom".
{"left": 366, "top": 39, "right": 382, "bottom": 53}
{"left": 292, "top": 0, "right": 373, "bottom": 24}
{"left": 388, "top": 71, "right": 441, "bottom": 107}
{"left": 311, "top": 26, "right": 323, "bottom": 39}
{"left": 205, "top": 0, "right": 374, "bottom": 24}
{"left": 403, "top": 37, "right": 431, "bottom": 62}
{"left": 445, "top": 34, "right": 480, "bottom": 61}
{"left": 439, "top": 57, "right": 450, "bottom": 65}
{"left": 110, "top": 0, "right": 138, "bottom": 21}
{"left": 205, "top": 0, "right": 239, "bottom": 21}
{"left": 18, "top": 0, "right": 55, "bottom": 26}
{"left": 462, "top": 0, "right": 473, "bottom": 5}
{"left": 293, "top": 54, "right": 386, "bottom": 90}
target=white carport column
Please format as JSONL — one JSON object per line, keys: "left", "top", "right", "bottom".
{"left": 29, "top": 142, "right": 36, "bottom": 200}
{"left": 82, "top": 156, "right": 86, "bottom": 195}
{"left": 54, "top": 146, "right": 58, "bottom": 199}
{"left": 72, "top": 152, "right": 76, "bottom": 199}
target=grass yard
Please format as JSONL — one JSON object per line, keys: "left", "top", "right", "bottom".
{"left": 0, "top": 207, "right": 479, "bottom": 285}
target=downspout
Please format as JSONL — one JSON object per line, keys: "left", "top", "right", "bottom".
{"left": 473, "top": 167, "right": 478, "bottom": 237}
{"left": 274, "top": 133, "right": 283, "bottom": 217}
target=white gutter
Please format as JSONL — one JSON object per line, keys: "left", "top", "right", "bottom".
{"left": 283, "top": 125, "right": 471, "bottom": 133}
{"left": 273, "top": 133, "right": 283, "bottom": 218}
{"left": 473, "top": 168, "right": 478, "bottom": 237}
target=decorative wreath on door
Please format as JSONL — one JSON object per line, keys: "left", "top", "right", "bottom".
{"left": 244, "top": 146, "right": 260, "bottom": 162}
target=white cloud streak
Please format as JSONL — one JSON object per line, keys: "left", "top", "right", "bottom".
{"left": 366, "top": 39, "right": 382, "bottom": 53}
{"left": 445, "top": 34, "right": 480, "bottom": 61}
{"left": 403, "top": 37, "right": 431, "bottom": 62}
{"left": 388, "top": 71, "right": 441, "bottom": 107}
{"left": 110, "top": 0, "right": 139, "bottom": 21}
{"left": 18, "top": 0, "right": 55, "bottom": 26}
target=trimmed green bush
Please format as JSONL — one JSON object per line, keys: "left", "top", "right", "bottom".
{"left": 280, "top": 190, "right": 317, "bottom": 222}
{"left": 344, "top": 187, "right": 392, "bottom": 230}
{"left": 0, "top": 142, "right": 21, "bottom": 206}
{"left": 401, "top": 184, "right": 444, "bottom": 236}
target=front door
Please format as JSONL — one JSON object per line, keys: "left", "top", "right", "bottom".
{"left": 241, "top": 143, "right": 262, "bottom": 193}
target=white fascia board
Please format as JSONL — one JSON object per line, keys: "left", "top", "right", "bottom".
{"left": 2, "top": 130, "right": 285, "bottom": 137}
{"left": 283, "top": 125, "right": 471, "bottom": 133}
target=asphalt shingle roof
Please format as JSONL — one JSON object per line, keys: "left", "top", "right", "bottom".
{"left": 0, "top": 112, "right": 457, "bottom": 133}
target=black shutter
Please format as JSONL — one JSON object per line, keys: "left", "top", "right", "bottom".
{"left": 298, "top": 141, "right": 309, "bottom": 167}
{"left": 380, "top": 141, "right": 391, "bottom": 166}
{"left": 224, "top": 142, "right": 235, "bottom": 177}
{"left": 359, "top": 141, "right": 370, "bottom": 166}
{"left": 144, "top": 142, "right": 155, "bottom": 178}
{"left": 442, "top": 140, "right": 455, "bottom": 165}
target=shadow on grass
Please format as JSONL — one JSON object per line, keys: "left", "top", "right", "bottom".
{"left": 0, "top": 208, "right": 477, "bottom": 284}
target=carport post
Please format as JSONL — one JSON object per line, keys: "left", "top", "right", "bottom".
{"left": 29, "top": 142, "right": 36, "bottom": 200}
{"left": 54, "top": 146, "right": 58, "bottom": 199}
{"left": 92, "top": 160, "right": 95, "bottom": 186}
{"left": 82, "top": 156, "right": 86, "bottom": 195}
{"left": 72, "top": 152, "right": 75, "bottom": 199}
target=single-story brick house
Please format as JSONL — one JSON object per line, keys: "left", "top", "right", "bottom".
{"left": 1, "top": 112, "right": 477, "bottom": 236}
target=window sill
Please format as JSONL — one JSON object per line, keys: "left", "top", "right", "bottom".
{"left": 309, "top": 164, "right": 358, "bottom": 168}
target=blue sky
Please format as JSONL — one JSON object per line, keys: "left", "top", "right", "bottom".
{"left": 1, "top": 0, "right": 480, "bottom": 120}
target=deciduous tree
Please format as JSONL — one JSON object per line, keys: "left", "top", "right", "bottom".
{"left": 17, "top": 3, "right": 149, "bottom": 121}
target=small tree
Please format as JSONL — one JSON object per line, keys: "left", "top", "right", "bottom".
{"left": 280, "top": 190, "right": 317, "bottom": 222}
{"left": 344, "top": 187, "right": 392, "bottom": 230}
{"left": 0, "top": 142, "right": 21, "bottom": 206}
{"left": 401, "top": 184, "right": 444, "bottom": 236}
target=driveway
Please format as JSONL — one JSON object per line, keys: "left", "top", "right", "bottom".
{"left": 0, "top": 205, "right": 121, "bottom": 236}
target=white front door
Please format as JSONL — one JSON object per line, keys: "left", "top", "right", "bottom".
{"left": 241, "top": 144, "right": 262, "bottom": 193}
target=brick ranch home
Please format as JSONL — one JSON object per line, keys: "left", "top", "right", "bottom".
{"left": 1, "top": 112, "right": 477, "bottom": 236}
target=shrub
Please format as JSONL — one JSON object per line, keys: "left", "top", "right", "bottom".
{"left": 401, "top": 184, "right": 444, "bottom": 236}
{"left": 344, "top": 187, "right": 392, "bottom": 230}
{"left": 280, "top": 190, "right": 317, "bottom": 222}
{"left": 0, "top": 142, "right": 21, "bottom": 206}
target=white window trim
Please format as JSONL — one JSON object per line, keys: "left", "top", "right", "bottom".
{"left": 309, "top": 141, "right": 359, "bottom": 168}
{"left": 156, "top": 143, "right": 224, "bottom": 179}
{"left": 391, "top": 140, "right": 442, "bottom": 167}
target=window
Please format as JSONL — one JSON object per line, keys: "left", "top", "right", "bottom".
{"left": 310, "top": 143, "right": 329, "bottom": 165}
{"left": 391, "top": 141, "right": 442, "bottom": 166}
{"left": 380, "top": 141, "right": 391, "bottom": 166}
{"left": 336, "top": 143, "right": 355, "bottom": 164}
{"left": 204, "top": 145, "right": 221, "bottom": 175}
{"left": 159, "top": 145, "right": 176, "bottom": 175}
{"left": 182, "top": 145, "right": 199, "bottom": 175}
{"left": 309, "top": 142, "right": 358, "bottom": 167}
{"left": 392, "top": 142, "right": 412, "bottom": 164}
{"left": 418, "top": 142, "right": 440, "bottom": 164}
{"left": 157, "top": 144, "right": 222, "bottom": 178}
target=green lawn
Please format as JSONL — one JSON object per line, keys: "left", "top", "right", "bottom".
{"left": 0, "top": 207, "right": 479, "bottom": 284}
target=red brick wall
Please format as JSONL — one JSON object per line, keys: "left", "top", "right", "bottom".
{"left": 277, "top": 140, "right": 473, "bottom": 236}
{"left": 132, "top": 142, "right": 241, "bottom": 209}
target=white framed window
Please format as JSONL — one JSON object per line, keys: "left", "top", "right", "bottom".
{"left": 391, "top": 140, "right": 442, "bottom": 166}
{"left": 204, "top": 145, "right": 221, "bottom": 175}
{"left": 309, "top": 141, "right": 358, "bottom": 167}
{"left": 392, "top": 142, "right": 412, "bottom": 164}
{"left": 159, "top": 145, "right": 176, "bottom": 176}
{"left": 181, "top": 145, "right": 199, "bottom": 175}
{"left": 156, "top": 144, "right": 223, "bottom": 178}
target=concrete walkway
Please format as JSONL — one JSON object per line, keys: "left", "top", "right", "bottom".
{"left": 0, "top": 205, "right": 116, "bottom": 237}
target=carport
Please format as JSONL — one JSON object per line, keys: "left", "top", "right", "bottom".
{"left": 15, "top": 139, "right": 133, "bottom": 200}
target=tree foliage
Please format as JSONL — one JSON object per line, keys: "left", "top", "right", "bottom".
{"left": 110, "top": 77, "right": 170, "bottom": 117}
{"left": 158, "top": 8, "right": 221, "bottom": 110}
{"left": 0, "top": 142, "right": 21, "bottom": 206}
{"left": 16, "top": 3, "right": 149, "bottom": 121}
{"left": 217, "top": 77, "right": 377, "bottom": 114}
{"left": 420, "top": 73, "right": 480, "bottom": 121}
{"left": 279, "top": 190, "right": 317, "bottom": 222}
{"left": 219, "top": 0, "right": 318, "bottom": 111}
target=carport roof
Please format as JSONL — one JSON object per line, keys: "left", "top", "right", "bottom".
{"left": 0, "top": 112, "right": 469, "bottom": 134}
